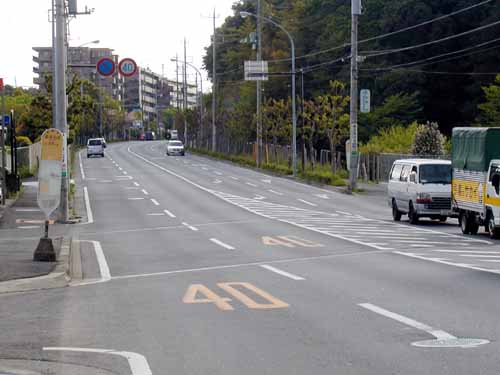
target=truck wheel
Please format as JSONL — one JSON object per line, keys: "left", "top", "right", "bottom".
{"left": 408, "top": 202, "right": 419, "bottom": 224}
{"left": 439, "top": 216, "right": 447, "bottom": 222}
{"left": 459, "top": 211, "right": 471, "bottom": 234}
{"left": 488, "top": 213, "right": 500, "bottom": 239}
{"left": 392, "top": 200, "right": 402, "bottom": 222}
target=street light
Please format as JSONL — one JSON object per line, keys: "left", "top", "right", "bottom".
{"left": 75, "top": 40, "right": 100, "bottom": 48}
{"left": 170, "top": 58, "right": 204, "bottom": 145}
{"left": 240, "top": 11, "right": 297, "bottom": 177}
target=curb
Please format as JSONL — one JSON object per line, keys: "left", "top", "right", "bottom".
{"left": 0, "top": 236, "right": 73, "bottom": 294}
{"left": 0, "top": 197, "right": 19, "bottom": 224}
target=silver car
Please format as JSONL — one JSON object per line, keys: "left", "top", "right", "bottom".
{"left": 166, "top": 140, "right": 185, "bottom": 156}
{"left": 87, "top": 138, "right": 105, "bottom": 158}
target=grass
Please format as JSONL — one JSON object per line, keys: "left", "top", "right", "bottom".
{"left": 18, "top": 165, "right": 36, "bottom": 179}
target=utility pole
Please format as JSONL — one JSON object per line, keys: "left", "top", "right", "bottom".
{"left": 175, "top": 54, "right": 180, "bottom": 110}
{"left": 1, "top": 84, "right": 5, "bottom": 205}
{"left": 256, "top": 0, "right": 262, "bottom": 168}
{"left": 55, "top": 0, "right": 68, "bottom": 222}
{"left": 211, "top": 8, "right": 217, "bottom": 152}
{"left": 51, "top": 0, "right": 56, "bottom": 129}
{"left": 348, "top": 0, "right": 361, "bottom": 193}
{"left": 183, "top": 38, "right": 188, "bottom": 145}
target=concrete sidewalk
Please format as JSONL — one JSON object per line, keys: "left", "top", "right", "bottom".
{"left": 0, "top": 179, "right": 68, "bottom": 283}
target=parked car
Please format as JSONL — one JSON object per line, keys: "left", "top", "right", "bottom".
{"left": 145, "top": 131, "right": 155, "bottom": 141}
{"left": 452, "top": 127, "right": 500, "bottom": 238}
{"left": 87, "top": 138, "right": 105, "bottom": 158}
{"left": 166, "top": 140, "right": 185, "bottom": 156}
{"left": 388, "top": 159, "right": 453, "bottom": 224}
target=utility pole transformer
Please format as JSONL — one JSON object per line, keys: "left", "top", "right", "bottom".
{"left": 348, "top": 0, "right": 361, "bottom": 193}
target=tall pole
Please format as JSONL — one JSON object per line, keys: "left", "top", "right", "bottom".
{"left": 183, "top": 38, "right": 188, "bottom": 145}
{"left": 175, "top": 54, "right": 180, "bottom": 110}
{"left": 291, "top": 39, "right": 297, "bottom": 177}
{"left": 55, "top": 0, "right": 68, "bottom": 222}
{"left": 51, "top": 0, "right": 56, "bottom": 129}
{"left": 1, "top": 88, "right": 5, "bottom": 205}
{"left": 348, "top": 0, "right": 360, "bottom": 193}
{"left": 256, "top": 0, "right": 262, "bottom": 168}
{"left": 211, "top": 8, "right": 217, "bottom": 152}
{"left": 300, "top": 69, "right": 305, "bottom": 172}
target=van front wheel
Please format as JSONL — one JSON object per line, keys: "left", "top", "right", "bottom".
{"left": 488, "top": 213, "right": 500, "bottom": 239}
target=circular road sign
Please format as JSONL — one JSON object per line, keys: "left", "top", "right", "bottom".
{"left": 119, "top": 58, "right": 138, "bottom": 77}
{"left": 96, "top": 57, "right": 116, "bottom": 77}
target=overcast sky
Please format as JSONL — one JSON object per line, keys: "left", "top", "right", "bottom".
{"left": 1, "top": 0, "right": 238, "bottom": 90}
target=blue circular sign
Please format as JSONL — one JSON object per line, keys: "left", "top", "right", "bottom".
{"left": 96, "top": 57, "right": 115, "bottom": 77}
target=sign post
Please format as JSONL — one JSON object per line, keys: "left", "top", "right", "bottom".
{"left": 34, "top": 129, "right": 63, "bottom": 262}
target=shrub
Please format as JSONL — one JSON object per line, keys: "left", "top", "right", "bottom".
{"left": 410, "top": 122, "right": 445, "bottom": 156}
{"left": 16, "top": 136, "right": 32, "bottom": 147}
{"left": 360, "top": 123, "right": 418, "bottom": 154}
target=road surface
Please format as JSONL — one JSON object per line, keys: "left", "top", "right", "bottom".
{"left": 2, "top": 141, "right": 500, "bottom": 374}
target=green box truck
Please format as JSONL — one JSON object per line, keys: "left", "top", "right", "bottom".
{"left": 452, "top": 127, "right": 500, "bottom": 238}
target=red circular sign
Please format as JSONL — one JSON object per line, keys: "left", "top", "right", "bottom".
{"left": 119, "top": 58, "right": 138, "bottom": 77}
{"left": 96, "top": 57, "right": 116, "bottom": 77}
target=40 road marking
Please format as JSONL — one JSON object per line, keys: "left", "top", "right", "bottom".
{"left": 183, "top": 282, "right": 289, "bottom": 311}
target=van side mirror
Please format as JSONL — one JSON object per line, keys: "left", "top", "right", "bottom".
{"left": 493, "top": 174, "right": 500, "bottom": 195}
{"left": 410, "top": 172, "right": 417, "bottom": 183}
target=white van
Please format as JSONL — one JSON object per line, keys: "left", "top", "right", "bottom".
{"left": 388, "top": 159, "right": 453, "bottom": 224}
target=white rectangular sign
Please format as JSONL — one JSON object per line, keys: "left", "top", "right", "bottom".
{"left": 360, "top": 89, "right": 371, "bottom": 113}
{"left": 244, "top": 61, "right": 269, "bottom": 81}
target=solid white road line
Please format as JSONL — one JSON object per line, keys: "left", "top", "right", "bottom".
{"left": 182, "top": 222, "right": 199, "bottom": 231}
{"left": 125, "top": 187, "right": 141, "bottom": 190}
{"left": 230, "top": 176, "right": 239, "bottom": 180}
{"left": 210, "top": 238, "right": 235, "bottom": 250}
{"left": 83, "top": 187, "right": 94, "bottom": 224}
{"left": 260, "top": 265, "right": 305, "bottom": 280}
{"left": 460, "top": 254, "right": 500, "bottom": 258}
{"left": 18, "top": 226, "right": 39, "bottom": 229}
{"left": 133, "top": 181, "right": 140, "bottom": 187}
{"left": 246, "top": 182, "right": 258, "bottom": 187}
{"left": 358, "top": 302, "right": 456, "bottom": 341}
{"left": 15, "top": 208, "right": 41, "bottom": 212}
{"left": 151, "top": 198, "right": 160, "bottom": 206}
{"left": 268, "top": 189, "right": 284, "bottom": 196}
{"left": 142, "top": 189, "right": 149, "bottom": 195}
{"left": 43, "top": 347, "right": 152, "bottom": 375}
{"left": 128, "top": 197, "right": 145, "bottom": 200}
{"left": 164, "top": 209, "right": 176, "bottom": 218}
{"left": 147, "top": 213, "right": 165, "bottom": 216}
{"left": 433, "top": 250, "right": 500, "bottom": 254}
{"left": 315, "top": 194, "right": 329, "bottom": 199}
{"left": 91, "top": 240, "right": 111, "bottom": 282}
{"left": 111, "top": 248, "right": 388, "bottom": 281}
{"left": 79, "top": 151, "right": 85, "bottom": 180}
{"left": 297, "top": 199, "right": 317, "bottom": 207}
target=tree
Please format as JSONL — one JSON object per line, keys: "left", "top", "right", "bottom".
{"left": 361, "top": 122, "right": 418, "bottom": 154}
{"left": 477, "top": 75, "right": 500, "bottom": 127}
{"left": 411, "top": 122, "right": 445, "bottom": 156}
{"left": 314, "top": 80, "right": 350, "bottom": 173}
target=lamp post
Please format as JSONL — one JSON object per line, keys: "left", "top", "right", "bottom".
{"left": 75, "top": 40, "right": 100, "bottom": 48}
{"left": 240, "top": 11, "right": 297, "bottom": 177}
{"left": 171, "top": 58, "right": 204, "bottom": 144}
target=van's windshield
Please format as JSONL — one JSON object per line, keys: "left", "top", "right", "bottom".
{"left": 88, "top": 140, "right": 102, "bottom": 146}
{"left": 419, "top": 164, "right": 451, "bottom": 184}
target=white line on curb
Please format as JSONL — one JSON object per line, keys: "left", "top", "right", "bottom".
{"left": 164, "top": 209, "right": 176, "bottom": 218}
{"left": 358, "top": 302, "right": 455, "bottom": 341}
{"left": 210, "top": 238, "right": 235, "bottom": 250}
{"left": 79, "top": 151, "right": 85, "bottom": 180}
{"left": 151, "top": 198, "right": 160, "bottom": 206}
{"left": 182, "top": 222, "right": 198, "bottom": 231}
{"left": 83, "top": 187, "right": 94, "bottom": 224}
{"left": 43, "top": 347, "right": 152, "bottom": 375}
{"left": 297, "top": 199, "right": 317, "bottom": 207}
{"left": 260, "top": 265, "right": 305, "bottom": 280}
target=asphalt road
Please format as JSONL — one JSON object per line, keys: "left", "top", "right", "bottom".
{"left": 2, "top": 140, "right": 500, "bottom": 375}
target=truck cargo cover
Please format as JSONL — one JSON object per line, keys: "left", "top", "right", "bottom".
{"left": 452, "top": 127, "right": 500, "bottom": 172}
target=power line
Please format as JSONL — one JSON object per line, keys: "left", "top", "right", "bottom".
{"left": 385, "top": 69, "right": 500, "bottom": 75}
{"left": 267, "top": 0, "right": 494, "bottom": 63}
{"left": 362, "top": 42, "right": 500, "bottom": 72}
{"left": 365, "top": 18, "right": 500, "bottom": 59}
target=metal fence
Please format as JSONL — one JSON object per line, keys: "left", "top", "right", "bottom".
{"left": 0, "top": 142, "right": 41, "bottom": 173}
{"left": 360, "top": 153, "right": 451, "bottom": 182}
